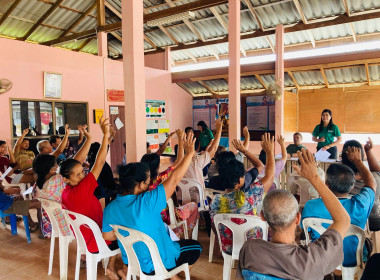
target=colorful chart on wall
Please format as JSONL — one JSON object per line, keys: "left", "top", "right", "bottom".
{"left": 147, "top": 134, "right": 159, "bottom": 150}
{"left": 158, "top": 119, "right": 170, "bottom": 133}
{"left": 246, "top": 96, "right": 275, "bottom": 131}
{"left": 146, "top": 100, "right": 165, "bottom": 118}
{"left": 146, "top": 120, "right": 158, "bottom": 134}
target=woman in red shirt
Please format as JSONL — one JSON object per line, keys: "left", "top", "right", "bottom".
{"left": 60, "top": 117, "right": 119, "bottom": 280}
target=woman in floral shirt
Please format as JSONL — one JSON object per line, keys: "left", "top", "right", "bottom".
{"left": 210, "top": 134, "right": 275, "bottom": 254}
{"left": 141, "top": 129, "right": 199, "bottom": 236}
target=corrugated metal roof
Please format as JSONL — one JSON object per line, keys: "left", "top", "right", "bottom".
{"left": 293, "top": 70, "right": 325, "bottom": 86}
{"left": 260, "top": 73, "right": 295, "bottom": 87}
{"left": 180, "top": 81, "right": 209, "bottom": 95}
{"left": 369, "top": 64, "right": 380, "bottom": 81}
{"left": 204, "top": 78, "right": 228, "bottom": 92}
{"left": 241, "top": 76, "right": 264, "bottom": 89}
{"left": 347, "top": 0, "right": 380, "bottom": 15}
{"left": 298, "top": 0, "right": 345, "bottom": 21}
{"left": 325, "top": 66, "right": 367, "bottom": 84}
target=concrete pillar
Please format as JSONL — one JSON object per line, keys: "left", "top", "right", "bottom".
{"left": 97, "top": 32, "right": 107, "bottom": 57}
{"left": 275, "top": 25, "right": 284, "bottom": 144}
{"left": 228, "top": 0, "right": 241, "bottom": 152}
{"left": 122, "top": 0, "right": 146, "bottom": 162}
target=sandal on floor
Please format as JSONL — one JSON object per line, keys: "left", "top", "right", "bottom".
{"left": 29, "top": 222, "right": 39, "bottom": 232}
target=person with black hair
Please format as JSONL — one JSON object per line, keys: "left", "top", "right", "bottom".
{"left": 286, "top": 132, "right": 306, "bottom": 156}
{"left": 302, "top": 146, "right": 376, "bottom": 267}
{"left": 33, "top": 125, "right": 92, "bottom": 238}
{"left": 102, "top": 132, "right": 202, "bottom": 280}
{"left": 13, "top": 128, "right": 35, "bottom": 171}
{"left": 141, "top": 129, "right": 198, "bottom": 236}
{"left": 341, "top": 138, "right": 380, "bottom": 196}
{"left": 210, "top": 133, "right": 275, "bottom": 255}
{"left": 197, "top": 120, "right": 214, "bottom": 152}
{"left": 312, "top": 109, "right": 341, "bottom": 159}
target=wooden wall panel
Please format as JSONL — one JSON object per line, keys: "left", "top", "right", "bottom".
{"left": 345, "top": 88, "right": 380, "bottom": 133}
{"left": 284, "top": 91, "right": 297, "bottom": 133}
{"left": 298, "top": 88, "right": 345, "bottom": 132}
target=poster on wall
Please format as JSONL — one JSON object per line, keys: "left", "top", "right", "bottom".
{"left": 146, "top": 120, "right": 158, "bottom": 134}
{"left": 146, "top": 100, "right": 165, "bottom": 118}
{"left": 158, "top": 119, "right": 170, "bottom": 133}
{"left": 192, "top": 99, "right": 217, "bottom": 129}
{"left": 246, "top": 96, "right": 275, "bottom": 131}
{"left": 147, "top": 134, "right": 159, "bottom": 150}
{"left": 217, "top": 98, "right": 229, "bottom": 131}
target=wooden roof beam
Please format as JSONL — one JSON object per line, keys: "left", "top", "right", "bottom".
{"left": 37, "top": 0, "right": 97, "bottom": 18}
{"left": 307, "top": 30, "right": 315, "bottom": 48}
{"left": 184, "top": 49, "right": 198, "bottom": 63}
{"left": 209, "top": 7, "right": 228, "bottom": 31}
{"left": 0, "top": 0, "right": 22, "bottom": 26}
{"left": 207, "top": 46, "right": 220, "bottom": 60}
{"left": 287, "top": 71, "right": 299, "bottom": 90}
{"left": 242, "top": 0, "right": 264, "bottom": 30}
{"left": 365, "top": 63, "right": 371, "bottom": 86}
{"left": 97, "top": 0, "right": 106, "bottom": 27}
{"left": 105, "top": 1, "right": 121, "bottom": 18}
{"left": 350, "top": 23, "right": 357, "bottom": 42}
{"left": 144, "top": 35, "right": 157, "bottom": 49}
{"left": 293, "top": 0, "right": 308, "bottom": 24}
{"left": 21, "top": 0, "right": 65, "bottom": 41}
{"left": 341, "top": 0, "right": 350, "bottom": 16}
{"left": 74, "top": 37, "right": 94, "bottom": 52}
{"left": 58, "top": 1, "right": 97, "bottom": 38}
{"left": 265, "top": 36, "right": 275, "bottom": 53}
{"left": 254, "top": 74, "right": 268, "bottom": 89}
{"left": 320, "top": 68, "right": 330, "bottom": 88}
{"left": 198, "top": 81, "right": 217, "bottom": 96}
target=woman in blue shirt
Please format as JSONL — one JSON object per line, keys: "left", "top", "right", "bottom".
{"left": 312, "top": 109, "right": 341, "bottom": 159}
{"left": 102, "top": 133, "right": 202, "bottom": 279}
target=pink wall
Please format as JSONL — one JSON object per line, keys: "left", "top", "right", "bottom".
{"left": 0, "top": 38, "right": 192, "bottom": 161}
{"left": 144, "top": 52, "right": 166, "bottom": 70}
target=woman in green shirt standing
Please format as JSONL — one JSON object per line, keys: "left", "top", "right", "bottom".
{"left": 312, "top": 109, "right": 341, "bottom": 159}
{"left": 197, "top": 120, "right": 214, "bottom": 152}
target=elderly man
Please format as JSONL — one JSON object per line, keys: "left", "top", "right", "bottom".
{"left": 238, "top": 149, "right": 350, "bottom": 280}
{"left": 36, "top": 124, "right": 70, "bottom": 159}
{"left": 302, "top": 146, "right": 376, "bottom": 267}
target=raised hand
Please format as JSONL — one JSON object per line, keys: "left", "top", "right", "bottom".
{"left": 261, "top": 133, "right": 274, "bottom": 154}
{"left": 176, "top": 129, "right": 184, "bottom": 140}
{"left": 99, "top": 116, "right": 110, "bottom": 135}
{"left": 346, "top": 146, "right": 362, "bottom": 163}
{"left": 243, "top": 126, "right": 249, "bottom": 139}
{"left": 232, "top": 139, "right": 245, "bottom": 152}
{"left": 183, "top": 131, "right": 196, "bottom": 156}
{"left": 276, "top": 135, "right": 285, "bottom": 146}
{"left": 293, "top": 149, "right": 318, "bottom": 181}
{"left": 169, "top": 131, "right": 176, "bottom": 138}
{"left": 215, "top": 118, "right": 223, "bottom": 130}
{"left": 64, "top": 124, "right": 70, "bottom": 135}
{"left": 364, "top": 137, "right": 373, "bottom": 152}
{"left": 22, "top": 128, "right": 29, "bottom": 136}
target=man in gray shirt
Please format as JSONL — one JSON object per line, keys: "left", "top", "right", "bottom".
{"left": 238, "top": 148, "right": 351, "bottom": 280}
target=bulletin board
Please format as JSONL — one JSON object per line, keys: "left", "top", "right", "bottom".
{"left": 146, "top": 119, "right": 170, "bottom": 151}
{"left": 246, "top": 96, "right": 275, "bottom": 131}
{"left": 146, "top": 100, "right": 166, "bottom": 118}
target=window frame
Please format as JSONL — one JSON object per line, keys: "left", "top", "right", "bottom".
{"left": 10, "top": 98, "right": 89, "bottom": 141}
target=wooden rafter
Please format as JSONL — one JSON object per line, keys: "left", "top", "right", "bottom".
{"left": 105, "top": 1, "right": 121, "bottom": 18}
{"left": 320, "top": 68, "right": 329, "bottom": 88}
{"left": 74, "top": 37, "right": 94, "bottom": 52}
{"left": 293, "top": 0, "right": 307, "bottom": 24}
{"left": 37, "top": 0, "right": 97, "bottom": 18}
{"left": 21, "top": 0, "right": 65, "bottom": 41}
{"left": 165, "top": 0, "right": 205, "bottom": 42}
{"left": 242, "top": 0, "right": 264, "bottom": 30}
{"left": 97, "top": 0, "right": 105, "bottom": 26}
{"left": 207, "top": 46, "right": 220, "bottom": 60}
{"left": 158, "top": 25, "right": 179, "bottom": 45}
{"left": 265, "top": 36, "right": 275, "bottom": 53}
{"left": 144, "top": 35, "right": 157, "bottom": 49}
{"left": 0, "top": 0, "right": 22, "bottom": 26}
{"left": 108, "top": 45, "right": 119, "bottom": 56}
{"left": 307, "top": 30, "right": 315, "bottom": 48}
{"left": 349, "top": 23, "right": 356, "bottom": 42}
{"left": 254, "top": 74, "right": 268, "bottom": 89}
{"left": 184, "top": 49, "right": 197, "bottom": 63}
{"left": 287, "top": 71, "right": 299, "bottom": 89}
{"left": 58, "top": 2, "right": 97, "bottom": 38}
{"left": 198, "top": 80, "right": 216, "bottom": 95}
{"left": 110, "top": 31, "right": 122, "bottom": 42}
{"left": 341, "top": 0, "right": 350, "bottom": 16}
{"left": 365, "top": 63, "right": 371, "bottom": 85}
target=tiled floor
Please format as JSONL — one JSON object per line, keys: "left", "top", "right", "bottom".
{"left": 0, "top": 209, "right": 237, "bottom": 280}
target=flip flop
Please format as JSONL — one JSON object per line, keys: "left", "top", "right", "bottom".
{"left": 29, "top": 222, "right": 39, "bottom": 233}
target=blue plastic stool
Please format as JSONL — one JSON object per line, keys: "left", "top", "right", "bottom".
{"left": 242, "top": 270, "right": 285, "bottom": 280}
{"left": 0, "top": 210, "right": 31, "bottom": 243}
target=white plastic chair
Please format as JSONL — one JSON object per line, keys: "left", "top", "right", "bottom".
{"left": 167, "top": 198, "right": 189, "bottom": 239}
{"left": 38, "top": 198, "right": 75, "bottom": 279}
{"left": 177, "top": 178, "right": 207, "bottom": 240}
{"left": 213, "top": 214, "right": 269, "bottom": 280}
{"left": 111, "top": 224, "right": 190, "bottom": 280}
{"left": 302, "top": 217, "right": 365, "bottom": 280}
{"left": 63, "top": 210, "right": 121, "bottom": 280}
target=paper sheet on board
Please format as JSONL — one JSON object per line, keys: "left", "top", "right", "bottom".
{"left": 0, "top": 167, "right": 12, "bottom": 180}
{"left": 114, "top": 117, "right": 124, "bottom": 130}
{"left": 315, "top": 149, "right": 331, "bottom": 161}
